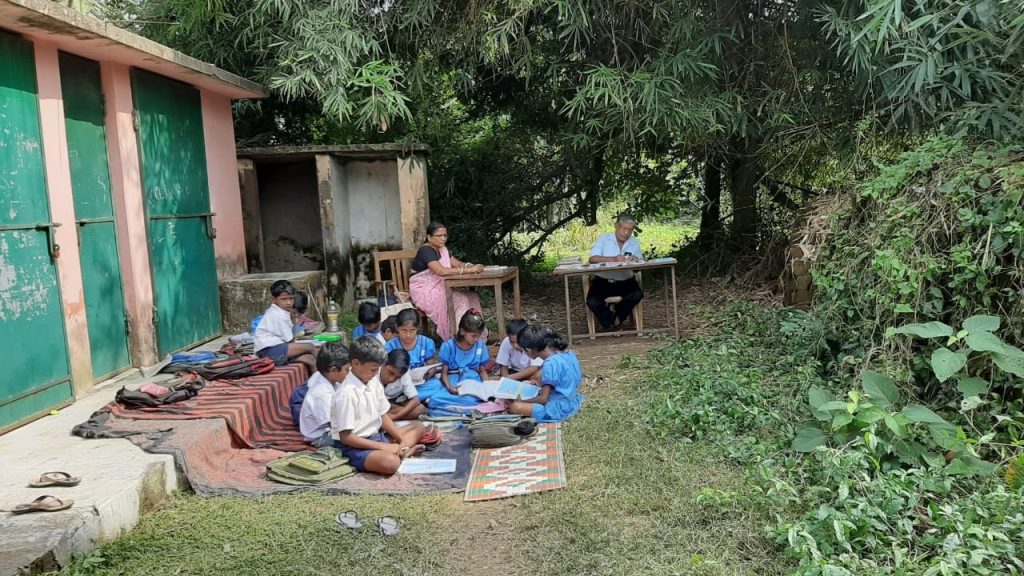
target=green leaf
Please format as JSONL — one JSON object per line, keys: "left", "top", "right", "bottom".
{"left": 944, "top": 456, "right": 997, "bottom": 477}
{"left": 832, "top": 412, "right": 854, "bottom": 430}
{"left": 930, "top": 348, "right": 967, "bottom": 382}
{"left": 809, "top": 386, "right": 836, "bottom": 421}
{"left": 818, "top": 401, "right": 853, "bottom": 413}
{"left": 792, "top": 427, "right": 828, "bottom": 452}
{"left": 892, "top": 321, "right": 954, "bottom": 339}
{"left": 885, "top": 414, "right": 908, "bottom": 438}
{"left": 856, "top": 405, "right": 886, "bottom": 425}
{"left": 862, "top": 371, "right": 899, "bottom": 407}
{"left": 956, "top": 376, "right": 989, "bottom": 397}
{"left": 963, "top": 315, "right": 1000, "bottom": 333}
{"left": 929, "top": 424, "right": 963, "bottom": 451}
{"left": 903, "top": 404, "right": 949, "bottom": 425}
{"left": 922, "top": 452, "right": 946, "bottom": 468}
{"left": 992, "top": 350, "right": 1024, "bottom": 378}
{"left": 964, "top": 331, "right": 1005, "bottom": 354}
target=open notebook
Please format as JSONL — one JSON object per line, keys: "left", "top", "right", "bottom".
{"left": 457, "top": 377, "right": 541, "bottom": 401}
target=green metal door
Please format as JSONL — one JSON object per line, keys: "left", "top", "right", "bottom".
{"left": 131, "top": 69, "right": 221, "bottom": 356}
{"left": 60, "top": 52, "right": 131, "bottom": 379}
{"left": 0, "top": 32, "right": 73, "bottom": 431}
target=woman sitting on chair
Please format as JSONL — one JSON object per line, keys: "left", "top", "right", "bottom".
{"left": 408, "top": 222, "right": 488, "bottom": 340}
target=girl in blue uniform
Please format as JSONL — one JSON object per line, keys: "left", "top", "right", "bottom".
{"left": 508, "top": 324, "right": 583, "bottom": 422}
{"left": 418, "top": 309, "right": 489, "bottom": 408}
{"left": 384, "top": 308, "right": 438, "bottom": 371}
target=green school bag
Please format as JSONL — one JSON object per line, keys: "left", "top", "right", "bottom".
{"left": 266, "top": 447, "right": 357, "bottom": 485}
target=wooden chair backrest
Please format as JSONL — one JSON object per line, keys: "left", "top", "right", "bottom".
{"left": 373, "top": 249, "right": 418, "bottom": 294}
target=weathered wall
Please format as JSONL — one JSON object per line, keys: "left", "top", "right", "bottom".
{"left": 397, "top": 154, "right": 430, "bottom": 249}
{"left": 237, "top": 158, "right": 263, "bottom": 272}
{"left": 346, "top": 160, "right": 401, "bottom": 246}
{"left": 219, "top": 270, "right": 327, "bottom": 334}
{"left": 257, "top": 159, "right": 323, "bottom": 272}
{"left": 202, "top": 90, "right": 246, "bottom": 280}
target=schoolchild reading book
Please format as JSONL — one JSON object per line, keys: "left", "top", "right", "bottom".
{"left": 417, "top": 309, "right": 489, "bottom": 408}
{"left": 291, "top": 291, "right": 324, "bottom": 337}
{"left": 380, "top": 315, "right": 398, "bottom": 345}
{"left": 379, "top": 349, "right": 426, "bottom": 420}
{"left": 495, "top": 318, "right": 543, "bottom": 382}
{"left": 331, "top": 337, "right": 426, "bottom": 475}
{"left": 352, "top": 302, "right": 383, "bottom": 342}
{"left": 298, "top": 342, "right": 350, "bottom": 447}
{"left": 507, "top": 325, "right": 584, "bottom": 422}
{"left": 254, "top": 280, "right": 316, "bottom": 374}
{"left": 384, "top": 308, "right": 438, "bottom": 374}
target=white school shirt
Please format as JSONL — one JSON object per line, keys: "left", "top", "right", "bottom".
{"left": 590, "top": 233, "right": 643, "bottom": 281}
{"left": 380, "top": 368, "right": 418, "bottom": 401}
{"left": 496, "top": 337, "right": 544, "bottom": 372}
{"left": 254, "top": 304, "right": 294, "bottom": 352}
{"left": 330, "top": 371, "right": 391, "bottom": 438}
{"left": 298, "top": 372, "right": 337, "bottom": 441}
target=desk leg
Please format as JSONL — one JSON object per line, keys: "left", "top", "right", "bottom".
{"left": 513, "top": 272, "right": 521, "bottom": 319}
{"left": 495, "top": 280, "right": 506, "bottom": 339}
{"left": 665, "top": 267, "right": 671, "bottom": 329}
{"left": 445, "top": 285, "right": 456, "bottom": 339}
{"left": 671, "top": 267, "right": 679, "bottom": 338}
{"left": 563, "top": 275, "right": 573, "bottom": 344}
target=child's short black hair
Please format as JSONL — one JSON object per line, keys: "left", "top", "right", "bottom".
{"left": 381, "top": 315, "right": 398, "bottom": 335}
{"left": 456, "top": 309, "right": 486, "bottom": 341}
{"left": 507, "top": 319, "right": 529, "bottom": 338}
{"left": 270, "top": 280, "right": 296, "bottom": 297}
{"left": 293, "top": 291, "right": 309, "bottom": 314}
{"left": 396, "top": 307, "right": 420, "bottom": 328}
{"left": 385, "top": 348, "right": 411, "bottom": 375}
{"left": 358, "top": 301, "right": 382, "bottom": 325}
{"left": 519, "top": 324, "right": 568, "bottom": 352}
{"left": 316, "top": 342, "right": 349, "bottom": 373}
{"left": 350, "top": 335, "right": 386, "bottom": 364}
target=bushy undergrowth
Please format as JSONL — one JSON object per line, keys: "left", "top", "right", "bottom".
{"left": 645, "top": 302, "right": 1024, "bottom": 575}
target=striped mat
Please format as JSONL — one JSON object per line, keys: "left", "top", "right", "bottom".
{"left": 464, "top": 423, "right": 566, "bottom": 502}
{"left": 108, "top": 364, "right": 309, "bottom": 451}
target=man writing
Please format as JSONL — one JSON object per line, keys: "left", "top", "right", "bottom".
{"left": 587, "top": 213, "right": 644, "bottom": 331}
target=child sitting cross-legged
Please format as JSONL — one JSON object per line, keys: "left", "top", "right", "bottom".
{"left": 298, "top": 342, "right": 350, "bottom": 448}
{"left": 507, "top": 325, "right": 584, "bottom": 423}
{"left": 332, "top": 336, "right": 427, "bottom": 475}
{"left": 495, "top": 318, "right": 543, "bottom": 382}
{"left": 379, "top": 349, "right": 426, "bottom": 420}
{"left": 417, "top": 309, "right": 489, "bottom": 408}
{"left": 254, "top": 280, "right": 317, "bottom": 374}
{"left": 352, "top": 302, "right": 383, "bottom": 343}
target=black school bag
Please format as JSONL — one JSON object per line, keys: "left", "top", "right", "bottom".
{"left": 115, "top": 374, "right": 207, "bottom": 408}
{"left": 194, "top": 355, "right": 275, "bottom": 380}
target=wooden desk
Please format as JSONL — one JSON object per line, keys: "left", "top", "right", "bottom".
{"left": 553, "top": 258, "right": 679, "bottom": 342}
{"left": 443, "top": 266, "right": 521, "bottom": 338}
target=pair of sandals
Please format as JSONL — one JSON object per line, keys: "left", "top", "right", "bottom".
{"left": 335, "top": 511, "right": 399, "bottom": 536}
{"left": 11, "top": 472, "right": 81, "bottom": 515}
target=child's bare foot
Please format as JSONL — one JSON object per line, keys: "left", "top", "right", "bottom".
{"left": 400, "top": 444, "right": 426, "bottom": 458}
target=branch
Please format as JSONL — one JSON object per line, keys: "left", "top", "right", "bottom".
{"left": 514, "top": 205, "right": 586, "bottom": 259}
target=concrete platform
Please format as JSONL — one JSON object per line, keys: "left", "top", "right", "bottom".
{"left": 0, "top": 338, "right": 229, "bottom": 576}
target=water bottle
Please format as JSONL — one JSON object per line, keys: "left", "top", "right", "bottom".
{"left": 327, "top": 301, "right": 340, "bottom": 333}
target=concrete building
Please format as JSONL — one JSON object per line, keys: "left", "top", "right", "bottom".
{"left": 235, "top": 145, "right": 430, "bottom": 310}
{"left": 0, "top": 0, "right": 265, "bottom": 432}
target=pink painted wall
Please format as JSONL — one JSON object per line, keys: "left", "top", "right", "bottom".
{"left": 201, "top": 91, "right": 247, "bottom": 279}
{"left": 33, "top": 41, "right": 94, "bottom": 394}
{"left": 102, "top": 61, "right": 159, "bottom": 367}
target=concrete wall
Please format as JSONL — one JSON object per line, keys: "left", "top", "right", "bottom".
{"left": 346, "top": 160, "right": 402, "bottom": 246}
{"left": 257, "top": 160, "right": 323, "bottom": 272}
{"left": 202, "top": 91, "right": 246, "bottom": 280}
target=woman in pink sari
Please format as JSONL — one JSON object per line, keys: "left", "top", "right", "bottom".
{"left": 408, "top": 222, "right": 488, "bottom": 340}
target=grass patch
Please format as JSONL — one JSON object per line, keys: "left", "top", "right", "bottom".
{"left": 53, "top": 338, "right": 786, "bottom": 576}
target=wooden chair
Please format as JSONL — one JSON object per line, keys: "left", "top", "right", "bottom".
{"left": 373, "top": 249, "right": 417, "bottom": 301}
{"left": 372, "top": 249, "right": 433, "bottom": 334}
{"left": 583, "top": 272, "right": 644, "bottom": 339}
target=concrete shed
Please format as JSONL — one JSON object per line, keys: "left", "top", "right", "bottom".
{"left": 236, "top": 145, "right": 430, "bottom": 308}
{"left": 0, "top": 0, "right": 265, "bottom": 431}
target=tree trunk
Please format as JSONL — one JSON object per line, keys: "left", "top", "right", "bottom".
{"left": 697, "top": 157, "right": 722, "bottom": 245}
{"left": 728, "top": 146, "right": 760, "bottom": 251}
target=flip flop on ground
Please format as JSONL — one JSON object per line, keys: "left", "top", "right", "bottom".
{"left": 12, "top": 495, "right": 74, "bottom": 514}
{"left": 335, "top": 510, "right": 362, "bottom": 530}
{"left": 28, "top": 471, "right": 81, "bottom": 488}
{"left": 376, "top": 516, "right": 399, "bottom": 536}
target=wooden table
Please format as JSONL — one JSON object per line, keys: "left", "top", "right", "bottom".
{"left": 443, "top": 266, "right": 521, "bottom": 338}
{"left": 553, "top": 258, "right": 679, "bottom": 343}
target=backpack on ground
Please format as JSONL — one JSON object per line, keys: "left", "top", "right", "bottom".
{"left": 195, "top": 355, "right": 275, "bottom": 380}
{"left": 468, "top": 418, "right": 538, "bottom": 448}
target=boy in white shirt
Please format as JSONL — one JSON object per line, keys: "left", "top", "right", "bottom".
{"left": 380, "top": 348, "right": 426, "bottom": 420}
{"left": 299, "top": 342, "right": 350, "bottom": 448}
{"left": 495, "top": 319, "right": 543, "bottom": 382}
{"left": 254, "top": 280, "right": 316, "bottom": 374}
{"left": 331, "top": 336, "right": 426, "bottom": 475}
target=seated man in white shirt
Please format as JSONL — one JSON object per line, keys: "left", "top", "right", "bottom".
{"left": 587, "top": 213, "right": 644, "bottom": 331}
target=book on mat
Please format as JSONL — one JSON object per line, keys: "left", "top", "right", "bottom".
{"left": 409, "top": 363, "right": 438, "bottom": 384}
{"left": 397, "top": 458, "right": 457, "bottom": 474}
{"left": 457, "top": 377, "right": 541, "bottom": 401}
